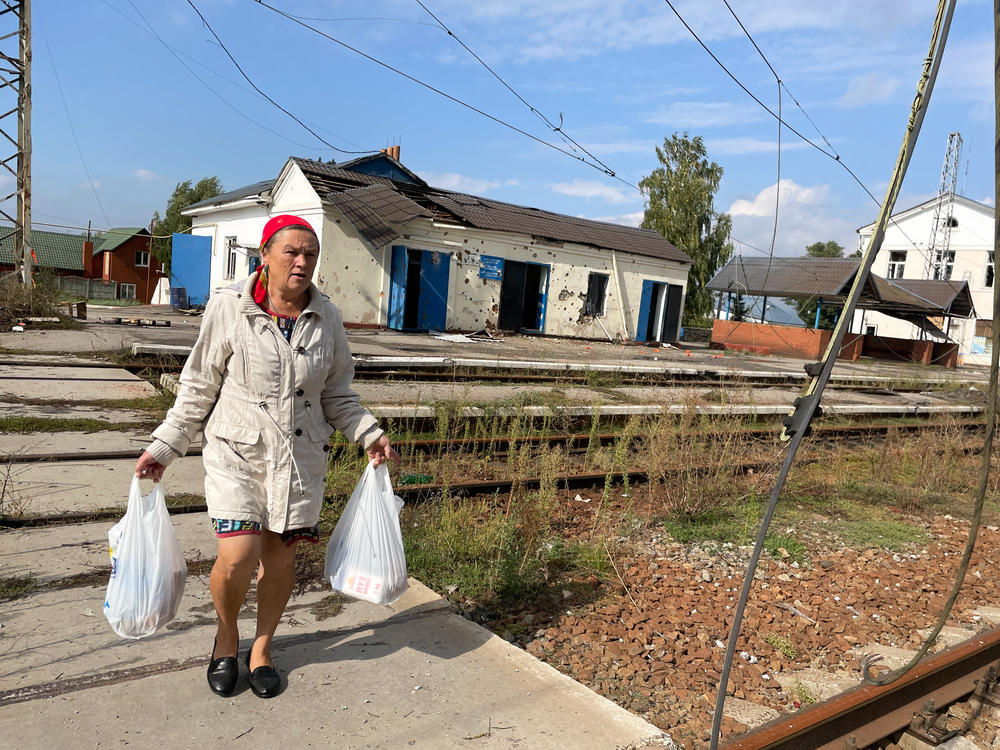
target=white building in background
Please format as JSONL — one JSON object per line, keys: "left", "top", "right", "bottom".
{"left": 855, "top": 194, "right": 992, "bottom": 363}
{"left": 183, "top": 152, "right": 693, "bottom": 343}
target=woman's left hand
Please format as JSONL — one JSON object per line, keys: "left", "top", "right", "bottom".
{"left": 367, "top": 434, "right": 400, "bottom": 467}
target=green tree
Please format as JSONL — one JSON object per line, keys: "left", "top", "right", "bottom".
{"left": 151, "top": 177, "right": 223, "bottom": 275}
{"left": 640, "top": 132, "right": 733, "bottom": 326}
{"left": 792, "top": 240, "right": 845, "bottom": 329}
{"left": 803, "top": 240, "right": 844, "bottom": 258}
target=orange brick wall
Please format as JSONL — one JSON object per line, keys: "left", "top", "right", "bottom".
{"left": 711, "top": 320, "right": 831, "bottom": 359}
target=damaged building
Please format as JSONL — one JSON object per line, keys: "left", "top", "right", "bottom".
{"left": 182, "top": 151, "right": 692, "bottom": 342}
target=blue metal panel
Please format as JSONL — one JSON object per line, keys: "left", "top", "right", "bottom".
{"left": 170, "top": 234, "right": 212, "bottom": 306}
{"left": 417, "top": 250, "right": 450, "bottom": 331}
{"left": 636, "top": 280, "right": 655, "bottom": 342}
{"left": 347, "top": 155, "right": 418, "bottom": 184}
{"left": 479, "top": 255, "right": 503, "bottom": 280}
{"left": 529, "top": 262, "right": 550, "bottom": 332}
{"left": 387, "top": 245, "right": 408, "bottom": 330}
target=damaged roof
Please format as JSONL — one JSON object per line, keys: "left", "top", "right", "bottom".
{"left": 325, "top": 183, "right": 432, "bottom": 248}
{"left": 290, "top": 156, "right": 691, "bottom": 264}
{"left": 707, "top": 256, "right": 976, "bottom": 318}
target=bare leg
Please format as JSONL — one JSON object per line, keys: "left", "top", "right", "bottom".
{"left": 209, "top": 533, "right": 261, "bottom": 658}
{"left": 248, "top": 529, "right": 298, "bottom": 669}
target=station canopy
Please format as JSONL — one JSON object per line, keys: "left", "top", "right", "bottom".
{"left": 707, "top": 257, "right": 976, "bottom": 324}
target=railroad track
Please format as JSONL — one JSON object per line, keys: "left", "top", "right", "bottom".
{"left": 0, "top": 357, "right": 975, "bottom": 393}
{"left": 721, "top": 629, "right": 1000, "bottom": 749}
{"left": 1, "top": 419, "right": 985, "bottom": 465}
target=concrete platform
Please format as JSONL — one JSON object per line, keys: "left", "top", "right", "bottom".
{"left": 0, "top": 430, "right": 155, "bottom": 460}
{"left": 3, "top": 457, "right": 206, "bottom": 516}
{"left": 0, "top": 364, "right": 155, "bottom": 402}
{"left": 0, "top": 401, "right": 153, "bottom": 423}
{"left": 0, "top": 579, "right": 666, "bottom": 749}
{"left": 0, "top": 514, "right": 215, "bottom": 584}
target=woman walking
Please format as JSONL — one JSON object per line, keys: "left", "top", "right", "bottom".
{"left": 135, "top": 214, "right": 397, "bottom": 698}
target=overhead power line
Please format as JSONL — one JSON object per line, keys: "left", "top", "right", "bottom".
{"left": 41, "top": 32, "right": 111, "bottom": 229}
{"left": 110, "top": 0, "right": 356, "bottom": 153}
{"left": 664, "top": 0, "right": 939, "bottom": 270}
{"left": 252, "top": 0, "right": 639, "bottom": 191}
{"left": 412, "top": 0, "right": 618, "bottom": 176}
{"left": 184, "top": 0, "right": 376, "bottom": 155}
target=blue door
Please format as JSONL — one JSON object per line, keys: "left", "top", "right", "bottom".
{"left": 387, "top": 245, "right": 409, "bottom": 330}
{"left": 636, "top": 280, "right": 655, "bottom": 342}
{"left": 417, "top": 250, "right": 450, "bottom": 331}
{"left": 388, "top": 245, "right": 450, "bottom": 331}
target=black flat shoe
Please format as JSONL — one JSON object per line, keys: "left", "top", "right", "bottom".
{"left": 207, "top": 638, "right": 239, "bottom": 696}
{"left": 245, "top": 648, "right": 282, "bottom": 699}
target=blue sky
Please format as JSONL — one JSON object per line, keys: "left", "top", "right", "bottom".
{"left": 31, "top": 0, "right": 993, "bottom": 260}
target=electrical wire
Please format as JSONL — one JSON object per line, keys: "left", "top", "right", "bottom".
{"left": 251, "top": 0, "right": 640, "bottom": 191}
{"left": 184, "top": 0, "right": 377, "bottom": 155}
{"left": 663, "top": 0, "right": 943, "bottom": 274}
{"left": 280, "top": 12, "right": 442, "bottom": 28}
{"left": 40, "top": 33, "right": 112, "bottom": 229}
{"left": 109, "top": 0, "right": 356, "bottom": 153}
{"left": 708, "top": 3, "right": 956, "bottom": 744}
{"left": 412, "top": 0, "right": 618, "bottom": 176}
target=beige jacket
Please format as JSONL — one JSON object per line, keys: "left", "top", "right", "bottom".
{"left": 146, "top": 274, "right": 382, "bottom": 531}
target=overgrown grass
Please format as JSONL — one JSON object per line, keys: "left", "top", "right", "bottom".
{"left": 763, "top": 632, "right": 798, "bottom": 659}
{"left": 0, "top": 573, "right": 37, "bottom": 601}
{"left": 0, "top": 416, "right": 149, "bottom": 433}
{"left": 308, "top": 395, "right": 985, "bottom": 612}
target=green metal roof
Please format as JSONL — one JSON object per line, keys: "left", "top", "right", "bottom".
{"left": 93, "top": 227, "right": 147, "bottom": 254}
{"left": 0, "top": 226, "right": 86, "bottom": 271}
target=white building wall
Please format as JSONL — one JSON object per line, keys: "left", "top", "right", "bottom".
{"left": 854, "top": 197, "right": 992, "bottom": 359}
{"left": 315, "top": 217, "right": 689, "bottom": 339}
{"left": 190, "top": 203, "right": 269, "bottom": 295}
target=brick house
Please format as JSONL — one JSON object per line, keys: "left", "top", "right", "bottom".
{"left": 0, "top": 225, "right": 166, "bottom": 303}
{"left": 87, "top": 227, "right": 165, "bottom": 302}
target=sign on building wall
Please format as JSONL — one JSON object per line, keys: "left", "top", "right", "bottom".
{"left": 479, "top": 255, "right": 503, "bottom": 280}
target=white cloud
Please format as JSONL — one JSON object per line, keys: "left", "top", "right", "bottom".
{"left": 729, "top": 179, "right": 829, "bottom": 218}
{"left": 838, "top": 73, "right": 900, "bottom": 107}
{"left": 422, "top": 172, "right": 501, "bottom": 194}
{"left": 590, "top": 210, "right": 644, "bottom": 227}
{"left": 132, "top": 169, "right": 159, "bottom": 181}
{"left": 552, "top": 179, "right": 630, "bottom": 204}
{"left": 728, "top": 179, "right": 857, "bottom": 258}
{"left": 78, "top": 180, "right": 100, "bottom": 190}
{"left": 982, "top": 197, "right": 995, "bottom": 207}
{"left": 645, "top": 102, "right": 763, "bottom": 129}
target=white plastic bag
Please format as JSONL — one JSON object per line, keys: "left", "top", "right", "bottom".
{"left": 103, "top": 478, "right": 188, "bottom": 639}
{"left": 324, "top": 461, "right": 407, "bottom": 605}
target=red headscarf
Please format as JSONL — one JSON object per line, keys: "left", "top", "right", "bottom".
{"left": 259, "top": 214, "right": 316, "bottom": 249}
{"left": 254, "top": 215, "right": 317, "bottom": 306}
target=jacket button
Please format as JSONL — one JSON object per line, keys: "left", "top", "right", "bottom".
{"left": 322, "top": 444, "right": 330, "bottom": 453}
{"left": 294, "top": 428, "right": 302, "bottom": 436}
{"left": 296, "top": 346, "right": 306, "bottom": 354}
{"left": 295, "top": 388, "right": 304, "bottom": 396}
{"left": 304, "top": 400, "right": 311, "bottom": 407}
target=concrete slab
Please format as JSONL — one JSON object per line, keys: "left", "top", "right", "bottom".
{"left": 917, "top": 626, "right": 978, "bottom": 650}
{"left": 0, "top": 430, "right": 155, "bottom": 459}
{"left": 0, "top": 580, "right": 666, "bottom": 750}
{"left": 775, "top": 668, "right": 859, "bottom": 702}
{"left": 0, "top": 514, "right": 216, "bottom": 584}
{"left": 4, "top": 456, "right": 205, "bottom": 516}
{"left": 721, "top": 697, "right": 780, "bottom": 728}
{"left": 973, "top": 607, "right": 1000, "bottom": 626}
{"left": 0, "top": 364, "right": 155, "bottom": 402}
{"left": 849, "top": 644, "right": 918, "bottom": 670}
{"left": 0, "top": 401, "right": 153, "bottom": 423}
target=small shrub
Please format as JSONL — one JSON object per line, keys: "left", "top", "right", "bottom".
{"left": 763, "top": 632, "right": 798, "bottom": 659}
{"left": 0, "top": 573, "right": 36, "bottom": 601}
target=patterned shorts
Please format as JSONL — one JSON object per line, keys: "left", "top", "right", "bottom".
{"left": 211, "top": 518, "right": 320, "bottom": 547}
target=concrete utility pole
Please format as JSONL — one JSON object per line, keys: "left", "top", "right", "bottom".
{"left": 0, "top": 0, "right": 30, "bottom": 284}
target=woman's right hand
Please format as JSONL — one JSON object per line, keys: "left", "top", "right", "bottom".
{"left": 135, "top": 451, "right": 166, "bottom": 483}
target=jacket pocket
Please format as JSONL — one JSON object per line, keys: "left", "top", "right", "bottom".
{"left": 209, "top": 422, "right": 262, "bottom": 476}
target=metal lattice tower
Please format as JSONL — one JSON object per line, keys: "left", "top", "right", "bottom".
{"left": 925, "top": 131, "right": 962, "bottom": 280}
{"left": 0, "top": 0, "right": 29, "bottom": 284}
